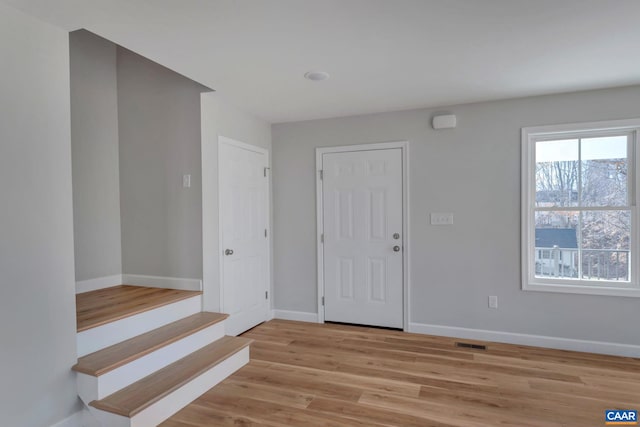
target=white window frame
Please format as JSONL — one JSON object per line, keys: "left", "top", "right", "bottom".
{"left": 521, "top": 118, "right": 640, "bottom": 297}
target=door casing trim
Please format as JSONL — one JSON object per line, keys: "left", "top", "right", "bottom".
{"left": 315, "top": 141, "right": 410, "bottom": 331}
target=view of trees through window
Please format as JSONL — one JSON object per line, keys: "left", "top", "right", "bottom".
{"left": 534, "top": 135, "right": 631, "bottom": 282}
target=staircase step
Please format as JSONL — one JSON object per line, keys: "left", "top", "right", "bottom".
{"left": 90, "top": 336, "right": 252, "bottom": 418}
{"left": 73, "top": 312, "right": 228, "bottom": 377}
{"left": 76, "top": 286, "right": 203, "bottom": 357}
{"left": 77, "top": 285, "right": 203, "bottom": 332}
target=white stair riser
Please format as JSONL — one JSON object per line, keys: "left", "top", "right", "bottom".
{"left": 91, "top": 346, "right": 250, "bottom": 427}
{"left": 77, "top": 321, "right": 226, "bottom": 405}
{"left": 77, "top": 296, "right": 202, "bottom": 357}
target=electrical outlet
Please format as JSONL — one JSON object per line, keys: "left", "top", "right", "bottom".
{"left": 430, "top": 213, "right": 454, "bottom": 225}
{"left": 488, "top": 296, "right": 498, "bottom": 309}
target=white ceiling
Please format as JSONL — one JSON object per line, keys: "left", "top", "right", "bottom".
{"left": 5, "top": 0, "right": 640, "bottom": 123}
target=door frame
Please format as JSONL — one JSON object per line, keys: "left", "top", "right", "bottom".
{"left": 217, "top": 135, "right": 271, "bottom": 321}
{"left": 315, "top": 141, "right": 410, "bottom": 331}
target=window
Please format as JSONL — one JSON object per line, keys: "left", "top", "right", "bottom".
{"left": 522, "top": 119, "right": 640, "bottom": 297}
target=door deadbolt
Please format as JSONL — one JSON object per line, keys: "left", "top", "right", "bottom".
{"left": 393, "top": 233, "right": 400, "bottom": 239}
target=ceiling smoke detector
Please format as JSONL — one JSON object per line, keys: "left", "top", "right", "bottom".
{"left": 304, "top": 71, "right": 330, "bottom": 81}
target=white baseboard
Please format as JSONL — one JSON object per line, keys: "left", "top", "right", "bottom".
{"left": 76, "top": 275, "right": 122, "bottom": 294}
{"left": 272, "top": 309, "right": 319, "bottom": 323}
{"left": 76, "top": 274, "right": 203, "bottom": 293}
{"left": 50, "top": 411, "right": 84, "bottom": 427}
{"left": 122, "top": 274, "right": 202, "bottom": 291}
{"left": 408, "top": 322, "right": 640, "bottom": 358}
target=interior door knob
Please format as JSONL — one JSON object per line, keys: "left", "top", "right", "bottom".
{"left": 393, "top": 246, "right": 401, "bottom": 252}
{"left": 225, "top": 249, "right": 234, "bottom": 256}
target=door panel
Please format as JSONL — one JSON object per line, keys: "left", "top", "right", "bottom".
{"left": 220, "top": 140, "right": 269, "bottom": 336}
{"left": 323, "top": 148, "right": 403, "bottom": 328}
{"left": 368, "top": 257, "right": 387, "bottom": 302}
{"left": 338, "top": 257, "right": 355, "bottom": 300}
{"left": 368, "top": 189, "right": 387, "bottom": 240}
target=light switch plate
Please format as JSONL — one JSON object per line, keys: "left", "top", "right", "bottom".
{"left": 430, "top": 213, "right": 454, "bottom": 225}
{"left": 488, "top": 296, "right": 498, "bottom": 309}
{"left": 182, "top": 174, "right": 191, "bottom": 188}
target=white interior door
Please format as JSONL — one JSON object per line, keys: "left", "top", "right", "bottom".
{"left": 322, "top": 148, "right": 404, "bottom": 328}
{"left": 219, "top": 137, "right": 270, "bottom": 336}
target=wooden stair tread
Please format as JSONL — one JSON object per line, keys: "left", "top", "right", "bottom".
{"left": 76, "top": 285, "right": 202, "bottom": 332}
{"left": 73, "top": 312, "right": 229, "bottom": 376}
{"left": 90, "top": 336, "right": 252, "bottom": 417}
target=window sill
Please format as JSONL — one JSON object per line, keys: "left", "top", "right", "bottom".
{"left": 523, "top": 281, "right": 640, "bottom": 298}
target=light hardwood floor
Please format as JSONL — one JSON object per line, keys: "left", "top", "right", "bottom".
{"left": 163, "top": 319, "right": 640, "bottom": 426}
{"left": 76, "top": 285, "right": 202, "bottom": 332}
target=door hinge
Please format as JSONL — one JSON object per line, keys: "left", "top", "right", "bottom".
{"left": 264, "top": 167, "right": 270, "bottom": 177}
{"left": 320, "top": 233, "right": 324, "bottom": 243}
{"left": 265, "top": 290, "right": 269, "bottom": 299}
{"left": 321, "top": 296, "right": 325, "bottom": 306}
{"left": 265, "top": 228, "right": 268, "bottom": 238}
{"left": 319, "top": 170, "right": 323, "bottom": 180}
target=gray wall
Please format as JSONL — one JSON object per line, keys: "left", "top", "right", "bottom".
{"left": 201, "top": 92, "right": 272, "bottom": 311}
{"left": 118, "top": 48, "right": 208, "bottom": 279}
{"left": 70, "top": 30, "right": 122, "bottom": 282}
{"left": 272, "top": 85, "right": 640, "bottom": 345}
{"left": 0, "top": 4, "right": 80, "bottom": 426}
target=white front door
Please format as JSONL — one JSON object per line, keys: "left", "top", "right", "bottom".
{"left": 322, "top": 148, "right": 404, "bottom": 328}
{"left": 219, "top": 137, "right": 270, "bottom": 336}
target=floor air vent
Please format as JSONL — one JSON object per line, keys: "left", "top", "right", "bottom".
{"left": 455, "top": 342, "right": 487, "bottom": 350}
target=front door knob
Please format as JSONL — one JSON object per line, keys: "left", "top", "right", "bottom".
{"left": 393, "top": 246, "right": 401, "bottom": 252}
{"left": 225, "top": 249, "right": 234, "bottom": 256}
